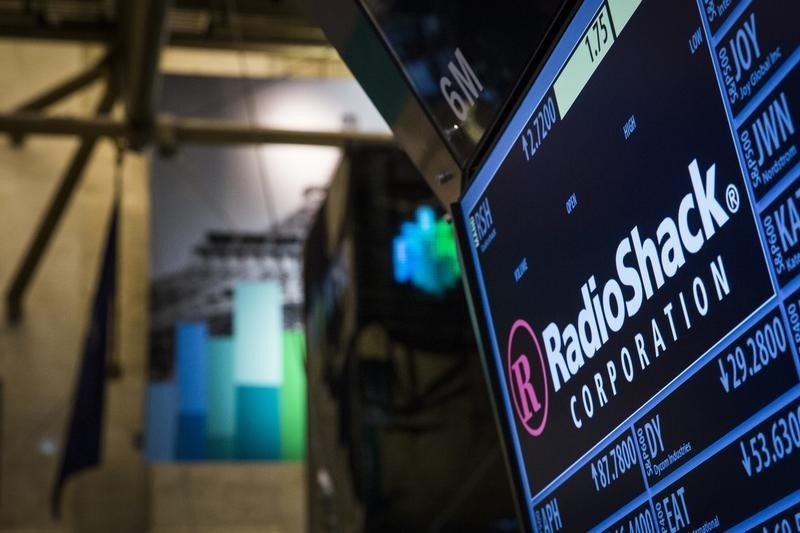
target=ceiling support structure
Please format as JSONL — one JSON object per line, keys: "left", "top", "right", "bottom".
{"left": 12, "top": 56, "right": 109, "bottom": 113}
{"left": 124, "top": 0, "right": 172, "bottom": 149}
{"left": 0, "top": 113, "right": 393, "bottom": 148}
{"left": 1, "top": 1, "right": 393, "bottom": 323}
{"left": 10, "top": 54, "right": 111, "bottom": 145}
{"left": 0, "top": 113, "right": 124, "bottom": 138}
{"left": 6, "top": 84, "right": 117, "bottom": 323}
{"left": 159, "top": 116, "right": 393, "bottom": 150}
{"left": 1, "top": 106, "right": 391, "bottom": 322}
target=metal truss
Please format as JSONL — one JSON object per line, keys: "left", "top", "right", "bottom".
{"left": 0, "top": 0, "right": 393, "bottom": 322}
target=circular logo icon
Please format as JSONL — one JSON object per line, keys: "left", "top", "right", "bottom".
{"left": 507, "top": 319, "right": 549, "bottom": 437}
{"left": 726, "top": 183, "right": 740, "bottom": 213}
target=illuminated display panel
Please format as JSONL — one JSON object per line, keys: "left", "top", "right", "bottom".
{"left": 458, "top": 0, "right": 800, "bottom": 530}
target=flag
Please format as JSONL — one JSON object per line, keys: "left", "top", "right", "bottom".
{"left": 51, "top": 203, "right": 118, "bottom": 517}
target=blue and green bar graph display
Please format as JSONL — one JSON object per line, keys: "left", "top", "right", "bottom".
{"left": 176, "top": 322, "right": 209, "bottom": 459}
{"left": 145, "top": 280, "right": 306, "bottom": 461}
{"left": 392, "top": 206, "right": 461, "bottom": 295}
{"left": 207, "top": 337, "right": 235, "bottom": 458}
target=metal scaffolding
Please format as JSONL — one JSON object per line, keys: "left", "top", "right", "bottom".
{"left": 0, "top": 1, "right": 394, "bottom": 322}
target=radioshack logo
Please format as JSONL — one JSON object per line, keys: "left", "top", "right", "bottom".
{"left": 470, "top": 197, "right": 496, "bottom": 252}
{"left": 507, "top": 319, "right": 549, "bottom": 437}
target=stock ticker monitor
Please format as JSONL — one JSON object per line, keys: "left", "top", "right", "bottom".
{"left": 454, "top": 0, "right": 800, "bottom": 531}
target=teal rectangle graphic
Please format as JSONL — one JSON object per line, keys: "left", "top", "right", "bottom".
{"left": 235, "top": 386, "right": 280, "bottom": 460}
{"left": 208, "top": 436, "right": 234, "bottom": 459}
{"left": 176, "top": 322, "right": 208, "bottom": 414}
{"left": 233, "top": 281, "right": 283, "bottom": 386}
{"left": 176, "top": 413, "right": 207, "bottom": 460}
{"left": 144, "top": 381, "right": 177, "bottom": 462}
{"left": 207, "top": 337, "right": 235, "bottom": 459}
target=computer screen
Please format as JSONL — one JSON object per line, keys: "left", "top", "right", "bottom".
{"left": 457, "top": 0, "right": 800, "bottom": 530}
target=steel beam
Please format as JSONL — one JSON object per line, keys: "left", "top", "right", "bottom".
{"left": 0, "top": 113, "right": 394, "bottom": 148}
{"left": 0, "top": 2, "right": 326, "bottom": 49}
{"left": 161, "top": 116, "right": 394, "bottom": 148}
{"left": 14, "top": 56, "right": 110, "bottom": 113}
{"left": 169, "top": 12, "right": 328, "bottom": 49}
{"left": 9, "top": 55, "right": 110, "bottom": 144}
{"left": 0, "top": 23, "right": 113, "bottom": 44}
{"left": 0, "top": 24, "right": 326, "bottom": 50}
{"left": 125, "top": 0, "right": 172, "bottom": 149}
{"left": 0, "top": 113, "right": 124, "bottom": 138}
{"left": 6, "top": 86, "right": 117, "bottom": 323}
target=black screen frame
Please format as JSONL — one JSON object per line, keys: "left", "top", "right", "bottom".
{"left": 451, "top": 200, "right": 534, "bottom": 532}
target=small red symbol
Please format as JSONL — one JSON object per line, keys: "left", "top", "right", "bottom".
{"left": 507, "top": 319, "right": 549, "bottom": 437}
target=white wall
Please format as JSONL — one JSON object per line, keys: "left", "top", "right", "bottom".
{"left": 150, "top": 76, "right": 389, "bottom": 278}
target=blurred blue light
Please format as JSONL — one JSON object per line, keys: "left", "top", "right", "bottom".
{"left": 392, "top": 206, "right": 461, "bottom": 295}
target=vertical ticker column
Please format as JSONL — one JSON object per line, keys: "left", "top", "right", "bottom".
{"left": 702, "top": 0, "right": 800, "bottom": 367}
{"left": 698, "top": 0, "right": 800, "bottom": 527}
{"left": 704, "top": 0, "right": 800, "bottom": 293}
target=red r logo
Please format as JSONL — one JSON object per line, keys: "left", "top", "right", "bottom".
{"left": 507, "top": 319, "right": 549, "bottom": 437}
{"left": 511, "top": 355, "right": 542, "bottom": 421}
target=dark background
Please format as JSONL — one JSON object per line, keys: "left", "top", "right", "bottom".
{"left": 361, "top": 0, "right": 567, "bottom": 164}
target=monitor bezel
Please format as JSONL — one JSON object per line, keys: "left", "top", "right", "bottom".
{"left": 451, "top": 200, "right": 535, "bottom": 531}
